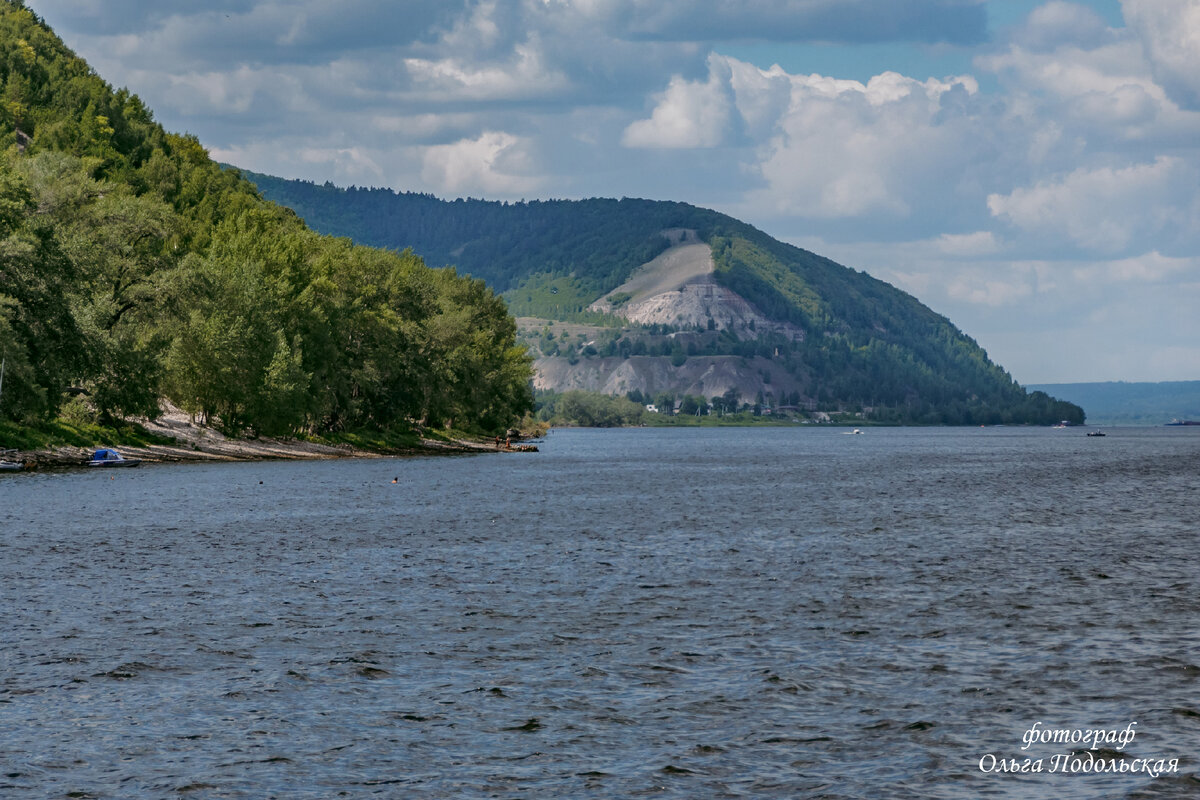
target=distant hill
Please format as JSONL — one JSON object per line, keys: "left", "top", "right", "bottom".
{"left": 1027, "top": 381, "right": 1200, "bottom": 425}
{"left": 238, "top": 169, "right": 1084, "bottom": 426}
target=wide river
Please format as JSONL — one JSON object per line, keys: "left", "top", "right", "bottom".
{"left": 2, "top": 426, "right": 1198, "bottom": 799}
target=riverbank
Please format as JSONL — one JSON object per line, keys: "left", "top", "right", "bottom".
{"left": 3, "top": 408, "right": 523, "bottom": 469}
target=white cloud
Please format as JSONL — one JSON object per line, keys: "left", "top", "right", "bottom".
{"left": 986, "top": 157, "right": 1196, "bottom": 253}
{"left": 420, "top": 131, "right": 543, "bottom": 196}
{"left": 1017, "top": 1, "right": 1115, "bottom": 51}
{"left": 621, "top": 55, "right": 735, "bottom": 148}
{"left": 979, "top": 38, "right": 1168, "bottom": 131}
{"left": 1123, "top": 0, "right": 1200, "bottom": 110}
{"left": 404, "top": 39, "right": 570, "bottom": 101}
{"left": 744, "top": 68, "right": 982, "bottom": 219}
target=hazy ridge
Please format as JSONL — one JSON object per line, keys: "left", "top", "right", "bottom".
{"left": 1027, "top": 381, "right": 1200, "bottom": 426}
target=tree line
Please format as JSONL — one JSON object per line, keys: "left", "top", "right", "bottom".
{"left": 244, "top": 157, "right": 1086, "bottom": 426}
{"left": 0, "top": 3, "right": 532, "bottom": 437}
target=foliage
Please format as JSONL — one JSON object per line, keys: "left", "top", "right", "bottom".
{"left": 239, "top": 168, "right": 732, "bottom": 297}
{"left": 0, "top": 4, "right": 532, "bottom": 437}
{"left": 243, "top": 168, "right": 1084, "bottom": 426}
{"left": 535, "top": 390, "right": 644, "bottom": 427}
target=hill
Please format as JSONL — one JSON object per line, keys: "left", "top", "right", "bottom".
{"left": 240, "top": 170, "right": 1083, "bottom": 426}
{"left": 1027, "top": 381, "right": 1200, "bottom": 426}
{"left": 0, "top": 2, "right": 532, "bottom": 442}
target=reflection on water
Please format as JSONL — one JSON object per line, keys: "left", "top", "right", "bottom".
{"left": 2, "top": 427, "right": 1198, "bottom": 798}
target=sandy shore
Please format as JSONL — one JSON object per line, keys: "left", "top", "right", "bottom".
{"left": 9, "top": 408, "right": 513, "bottom": 469}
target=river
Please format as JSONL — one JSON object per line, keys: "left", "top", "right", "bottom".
{"left": 2, "top": 426, "right": 1198, "bottom": 798}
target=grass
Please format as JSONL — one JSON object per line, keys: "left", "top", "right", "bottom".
{"left": 0, "top": 418, "right": 175, "bottom": 451}
{"left": 304, "top": 426, "right": 426, "bottom": 452}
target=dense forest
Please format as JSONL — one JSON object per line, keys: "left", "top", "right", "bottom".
{"left": 0, "top": 1, "right": 532, "bottom": 439}
{"left": 241, "top": 177, "right": 1085, "bottom": 426}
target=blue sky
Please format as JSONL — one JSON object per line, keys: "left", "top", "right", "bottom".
{"left": 27, "top": 0, "right": 1200, "bottom": 384}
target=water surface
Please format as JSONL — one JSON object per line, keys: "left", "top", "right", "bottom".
{"left": 2, "top": 426, "right": 1198, "bottom": 798}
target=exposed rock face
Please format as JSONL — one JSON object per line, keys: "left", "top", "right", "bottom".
{"left": 533, "top": 355, "right": 805, "bottom": 405}
{"left": 588, "top": 233, "right": 803, "bottom": 341}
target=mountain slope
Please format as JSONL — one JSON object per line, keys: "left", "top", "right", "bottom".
{"left": 242, "top": 171, "right": 1083, "bottom": 425}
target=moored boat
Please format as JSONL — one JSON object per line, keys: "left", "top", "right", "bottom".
{"left": 87, "top": 448, "right": 141, "bottom": 468}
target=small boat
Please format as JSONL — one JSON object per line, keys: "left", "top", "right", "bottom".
{"left": 1086, "top": 431, "right": 1106, "bottom": 437}
{"left": 0, "top": 448, "right": 21, "bottom": 472}
{"left": 87, "top": 448, "right": 141, "bottom": 468}
{"left": 843, "top": 428, "right": 864, "bottom": 435}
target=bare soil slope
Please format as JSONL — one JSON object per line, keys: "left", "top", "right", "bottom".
{"left": 589, "top": 230, "right": 803, "bottom": 340}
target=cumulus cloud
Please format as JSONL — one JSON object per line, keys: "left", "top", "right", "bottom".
{"left": 420, "top": 131, "right": 544, "bottom": 196}
{"left": 1015, "top": 1, "right": 1115, "bottom": 51}
{"left": 623, "top": 55, "right": 990, "bottom": 222}
{"left": 986, "top": 157, "right": 1198, "bottom": 253}
{"left": 621, "top": 55, "right": 736, "bottom": 148}
{"left": 404, "top": 39, "right": 570, "bottom": 102}
{"left": 744, "top": 68, "right": 983, "bottom": 220}
{"left": 978, "top": 36, "right": 1170, "bottom": 138}
{"left": 1123, "top": 0, "right": 1200, "bottom": 110}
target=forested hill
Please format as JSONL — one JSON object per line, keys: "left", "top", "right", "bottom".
{"left": 240, "top": 173, "right": 1085, "bottom": 426}
{"left": 0, "top": 2, "right": 532, "bottom": 439}
{"left": 236, "top": 171, "right": 716, "bottom": 302}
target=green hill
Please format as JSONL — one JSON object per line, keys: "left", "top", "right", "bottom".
{"left": 240, "top": 172, "right": 1084, "bottom": 426}
{"left": 0, "top": 1, "right": 532, "bottom": 440}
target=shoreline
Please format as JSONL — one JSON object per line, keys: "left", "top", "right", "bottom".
{"left": 5, "top": 409, "right": 520, "bottom": 470}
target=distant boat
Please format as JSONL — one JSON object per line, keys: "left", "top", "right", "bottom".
{"left": 1086, "top": 431, "right": 1106, "bottom": 437}
{"left": 1165, "top": 419, "right": 1200, "bottom": 426}
{"left": 843, "top": 428, "right": 864, "bottom": 435}
{"left": 1052, "top": 420, "right": 1073, "bottom": 429}
{"left": 87, "top": 448, "right": 141, "bottom": 468}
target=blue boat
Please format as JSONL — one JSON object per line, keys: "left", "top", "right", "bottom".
{"left": 88, "top": 448, "right": 141, "bottom": 468}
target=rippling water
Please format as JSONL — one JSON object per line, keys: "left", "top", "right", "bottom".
{"left": 2, "top": 426, "right": 1199, "bottom": 799}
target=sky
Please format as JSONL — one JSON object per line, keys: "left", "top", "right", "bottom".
{"left": 25, "top": 0, "right": 1200, "bottom": 384}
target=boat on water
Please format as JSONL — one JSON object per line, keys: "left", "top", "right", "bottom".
{"left": 843, "top": 428, "right": 864, "bottom": 435}
{"left": 1086, "top": 431, "right": 1106, "bottom": 437}
{"left": 1165, "top": 419, "right": 1200, "bottom": 426}
{"left": 87, "top": 448, "right": 141, "bottom": 468}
